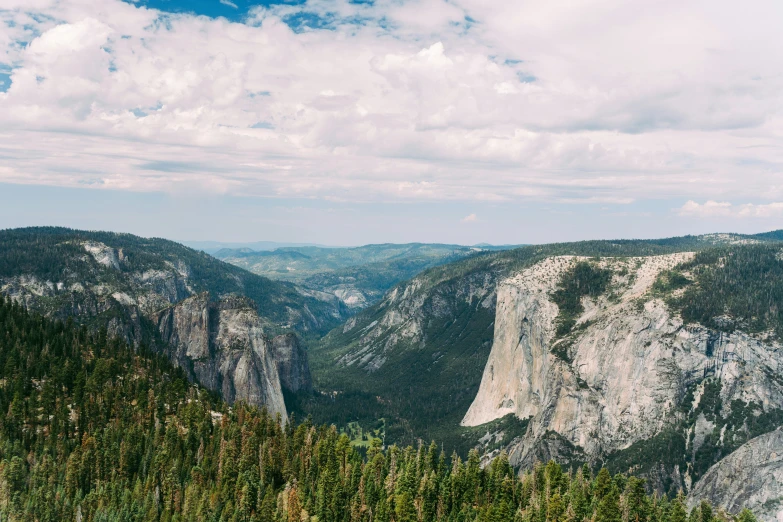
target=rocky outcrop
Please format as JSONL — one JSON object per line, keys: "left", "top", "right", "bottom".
{"left": 333, "top": 269, "right": 497, "bottom": 372}
{"left": 155, "top": 293, "right": 289, "bottom": 421}
{"left": 462, "top": 256, "right": 568, "bottom": 426}
{"left": 688, "top": 428, "right": 783, "bottom": 522}
{"left": 463, "top": 254, "right": 783, "bottom": 490}
{"left": 0, "top": 234, "right": 326, "bottom": 420}
{"left": 270, "top": 333, "right": 312, "bottom": 393}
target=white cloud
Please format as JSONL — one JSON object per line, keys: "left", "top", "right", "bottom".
{"left": 679, "top": 200, "right": 783, "bottom": 218}
{"left": 0, "top": 0, "right": 781, "bottom": 206}
{"left": 461, "top": 213, "right": 477, "bottom": 223}
{"left": 219, "top": 0, "right": 238, "bottom": 8}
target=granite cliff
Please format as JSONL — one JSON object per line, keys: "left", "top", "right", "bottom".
{"left": 0, "top": 227, "right": 330, "bottom": 419}
{"left": 155, "top": 293, "right": 292, "bottom": 419}
{"left": 687, "top": 427, "right": 783, "bottom": 522}
{"left": 463, "top": 252, "right": 783, "bottom": 517}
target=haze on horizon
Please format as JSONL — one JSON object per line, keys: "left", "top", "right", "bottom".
{"left": 1, "top": 0, "right": 782, "bottom": 245}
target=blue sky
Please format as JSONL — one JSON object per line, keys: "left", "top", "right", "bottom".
{"left": 0, "top": 0, "right": 782, "bottom": 245}
{"left": 122, "top": 0, "right": 269, "bottom": 21}
{"left": 121, "top": 0, "right": 297, "bottom": 24}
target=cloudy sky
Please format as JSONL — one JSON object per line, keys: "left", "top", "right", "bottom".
{"left": 1, "top": 0, "right": 782, "bottom": 245}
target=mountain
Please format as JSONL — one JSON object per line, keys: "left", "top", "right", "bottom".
{"left": 687, "top": 427, "right": 783, "bottom": 522}
{"left": 0, "top": 225, "right": 779, "bottom": 518}
{"left": 182, "top": 239, "right": 329, "bottom": 254}
{"left": 464, "top": 250, "right": 783, "bottom": 489}
{"left": 0, "top": 227, "right": 347, "bottom": 420}
{"left": 213, "top": 243, "right": 497, "bottom": 309}
{"left": 0, "top": 296, "right": 734, "bottom": 522}
{"left": 301, "top": 234, "right": 764, "bottom": 440}
{"left": 301, "top": 231, "right": 783, "bottom": 520}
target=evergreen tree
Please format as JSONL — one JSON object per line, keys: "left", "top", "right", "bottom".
{"left": 0, "top": 297, "right": 759, "bottom": 522}
{"left": 595, "top": 484, "right": 622, "bottom": 522}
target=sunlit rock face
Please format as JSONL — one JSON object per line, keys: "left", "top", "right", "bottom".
{"left": 687, "top": 427, "right": 783, "bottom": 522}
{"left": 156, "top": 293, "right": 289, "bottom": 421}
{"left": 0, "top": 237, "right": 319, "bottom": 423}
{"left": 463, "top": 253, "right": 783, "bottom": 518}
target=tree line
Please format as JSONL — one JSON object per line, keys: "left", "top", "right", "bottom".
{"left": 0, "top": 296, "right": 757, "bottom": 522}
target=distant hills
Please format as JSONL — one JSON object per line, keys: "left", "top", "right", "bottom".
{"left": 181, "top": 240, "right": 329, "bottom": 254}
{"left": 297, "top": 229, "right": 783, "bottom": 519}
{"left": 212, "top": 243, "right": 521, "bottom": 309}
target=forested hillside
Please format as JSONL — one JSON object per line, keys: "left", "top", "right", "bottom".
{"left": 666, "top": 245, "right": 783, "bottom": 338}
{"left": 213, "top": 243, "right": 493, "bottom": 310}
{"left": 0, "top": 296, "right": 749, "bottom": 522}
{"left": 0, "top": 227, "right": 347, "bottom": 336}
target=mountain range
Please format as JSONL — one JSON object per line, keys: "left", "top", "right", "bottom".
{"left": 211, "top": 243, "right": 518, "bottom": 310}
{"left": 1, "top": 226, "right": 782, "bottom": 520}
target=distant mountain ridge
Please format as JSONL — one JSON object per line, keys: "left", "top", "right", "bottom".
{"left": 213, "top": 242, "right": 514, "bottom": 309}
{"left": 2, "top": 225, "right": 782, "bottom": 518}
{"left": 182, "top": 239, "right": 331, "bottom": 255}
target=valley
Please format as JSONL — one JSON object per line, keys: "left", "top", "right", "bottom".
{"left": 1, "top": 226, "right": 782, "bottom": 520}
{"left": 211, "top": 243, "right": 517, "bottom": 310}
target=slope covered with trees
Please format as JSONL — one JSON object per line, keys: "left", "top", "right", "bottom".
{"left": 0, "top": 296, "right": 753, "bottom": 522}
{"left": 0, "top": 227, "right": 347, "bottom": 335}
{"left": 667, "top": 245, "right": 783, "bottom": 339}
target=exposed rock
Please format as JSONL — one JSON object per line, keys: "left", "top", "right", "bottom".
{"left": 83, "top": 241, "right": 121, "bottom": 270}
{"left": 688, "top": 427, "right": 783, "bottom": 522}
{"left": 271, "top": 333, "right": 313, "bottom": 393}
{"left": 332, "top": 269, "right": 497, "bottom": 372}
{"left": 332, "top": 287, "right": 368, "bottom": 309}
{"left": 463, "top": 254, "right": 783, "bottom": 488}
{"left": 0, "top": 234, "right": 326, "bottom": 420}
{"left": 155, "top": 293, "right": 289, "bottom": 421}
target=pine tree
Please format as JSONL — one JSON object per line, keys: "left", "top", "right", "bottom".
{"left": 737, "top": 508, "right": 757, "bottom": 522}
{"left": 594, "top": 484, "right": 622, "bottom": 522}
{"left": 670, "top": 492, "right": 688, "bottom": 522}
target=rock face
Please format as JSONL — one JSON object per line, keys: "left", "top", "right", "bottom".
{"left": 156, "top": 293, "right": 289, "bottom": 421}
{"left": 687, "top": 428, "right": 783, "bottom": 522}
{"left": 462, "top": 254, "right": 783, "bottom": 503}
{"left": 331, "top": 269, "right": 497, "bottom": 372}
{"left": 270, "top": 333, "right": 312, "bottom": 393}
{"left": 0, "top": 231, "right": 324, "bottom": 420}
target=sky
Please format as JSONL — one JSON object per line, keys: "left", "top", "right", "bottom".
{"left": 0, "top": 0, "right": 782, "bottom": 245}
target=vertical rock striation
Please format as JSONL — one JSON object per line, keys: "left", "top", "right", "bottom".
{"left": 462, "top": 253, "right": 783, "bottom": 517}
{"left": 270, "top": 333, "right": 313, "bottom": 393}
{"left": 687, "top": 428, "right": 783, "bottom": 522}
{"left": 0, "top": 234, "right": 327, "bottom": 423}
{"left": 155, "top": 293, "right": 289, "bottom": 421}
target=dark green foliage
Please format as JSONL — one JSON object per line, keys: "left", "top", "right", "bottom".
{"left": 595, "top": 483, "right": 622, "bottom": 522}
{"left": 551, "top": 262, "right": 612, "bottom": 337}
{"left": 652, "top": 270, "right": 692, "bottom": 294}
{"left": 751, "top": 230, "right": 783, "bottom": 241}
{"left": 606, "top": 378, "right": 783, "bottom": 494}
{"left": 604, "top": 428, "right": 687, "bottom": 490}
{"left": 670, "top": 245, "right": 783, "bottom": 338}
{"left": 304, "top": 233, "right": 783, "bottom": 454}
{"left": 298, "top": 292, "right": 498, "bottom": 455}
{"left": 737, "top": 508, "right": 758, "bottom": 522}
{"left": 0, "top": 296, "right": 743, "bottom": 522}
{"left": 688, "top": 380, "right": 783, "bottom": 479}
